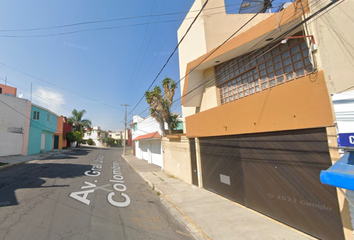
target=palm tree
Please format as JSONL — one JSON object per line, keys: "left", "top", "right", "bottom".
{"left": 67, "top": 109, "right": 92, "bottom": 140}
{"left": 145, "top": 77, "right": 177, "bottom": 136}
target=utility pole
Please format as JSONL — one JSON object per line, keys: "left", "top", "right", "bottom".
{"left": 4, "top": 77, "right": 7, "bottom": 85}
{"left": 121, "top": 104, "right": 130, "bottom": 155}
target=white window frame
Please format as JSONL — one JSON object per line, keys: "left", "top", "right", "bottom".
{"left": 33, "top": 111, "right": 40, "bottom": 120}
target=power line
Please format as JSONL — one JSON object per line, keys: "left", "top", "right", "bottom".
{"left": 0, "top": 61, "right": 125, "bottom": 112}
{"left": 134, "top": 0, "right": 275, "bottom": 117}
{"left": 137, "top": 0, "right": 322, "bottom": 117}
{"left": 168, "top": 0, "right": 342, "bottom": 116}
{"left": 0, "top": 4, "right": 244, "bottom": 38}
{"left": 128, "top": 0, "right": 210, "bottom": 116}
{"left": 124, "top": 0, "right": 168, "bottom": 102}
{"left": 127, "top": 0, "right": 191, "bottom": 102}
{"left": 1, "top": 78, "right": 121, "bottom": 129}
{"left": 124, "top": 0, "right": 158, "bottom": 102}
{"left": 0, "top": 98, "right": 57, "bottom": 132}
{"left": 0, "top": 3, "right": 241, "bottom": 32}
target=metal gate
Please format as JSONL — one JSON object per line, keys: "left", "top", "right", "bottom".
{"left": 189, "top": 139, "right": 198, "bottom": 186}
{"left": 140, "top": 142, "right": 148, "bottom": 161}
{"left": 199, "top": 128, "right": 344, "bottom": 240}
{"left": 151, "top": 141, "right": 162, "bottom": 167}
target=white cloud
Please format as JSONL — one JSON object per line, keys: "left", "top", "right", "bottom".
{"left": 33, "top": 86, "right": 66, "bottom": 115}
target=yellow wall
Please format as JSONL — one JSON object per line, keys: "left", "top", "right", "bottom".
{"left": 186, "top": 71, "right": 334, "bottom": 137}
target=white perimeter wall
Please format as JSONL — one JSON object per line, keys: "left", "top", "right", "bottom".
{"left": 0, "top": 95, "right": 29, "bottom": 156}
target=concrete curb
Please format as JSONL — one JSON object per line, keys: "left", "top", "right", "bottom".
{"left": 0, "top": 161, "right": 26, "bottom": 170}
{"left": 121, "top": 154, "right": 208, "bottom": 240}
{"left": 0, "top": 148, "right": 78, "bottom": 171}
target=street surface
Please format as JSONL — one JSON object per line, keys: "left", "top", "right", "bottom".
{"left": 0, "top": 147, "right": 192, "bottom": 240}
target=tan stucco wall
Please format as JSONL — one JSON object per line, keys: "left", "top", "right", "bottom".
{"left": 178, "top": 0, "right": 273, "bottom": 130}
{"left": 162, "top": 136, "right": 192, "bottom": 185}
{"left": 308, "top": 0, "right": 354, "bottom": 94}
{"left": 186, "top": 71, "right": 334, "bottom": 138}
{"left": 201, "top": 0, "right": 271, "bottom": 52}
{"left": 200, "top": 67, "right": 218, "bottom": 112}
{"left": 178, "top": 0, "right": 207, "bottom": 133}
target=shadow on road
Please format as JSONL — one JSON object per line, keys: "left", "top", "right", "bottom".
{"left": 0, "top": 162, "right": 91, "bottom": 208}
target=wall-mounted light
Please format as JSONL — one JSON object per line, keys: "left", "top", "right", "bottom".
{"left": 281, "top": 39, "right": 288, "bottom": 44}
{"left": 281, "top": 35, "right": 317, "bottom": 53}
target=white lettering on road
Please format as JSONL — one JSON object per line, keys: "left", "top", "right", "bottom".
{"left": 70, "top": 189, "right": 95, "bottom": 205}
{"left": 107, "top": 161, "right": 131, "bottom": 208}
{"left": 69, "top": 157, "right": 131, "bottom": 208}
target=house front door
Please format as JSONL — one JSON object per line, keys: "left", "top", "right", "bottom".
{"left": 41, "top": 133, "right": 45, "bottom": 150}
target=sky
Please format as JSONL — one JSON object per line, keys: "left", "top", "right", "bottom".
{"left": 0, "top": 0, "right": 288, "bottom": 131}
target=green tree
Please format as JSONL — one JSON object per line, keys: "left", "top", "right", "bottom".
{"left": 67, "top": 109, "right": 92, "bottom": 137}
{"left": 104, "top": 137, "right": 115, "bottom": 147}
{"left": 66, "top": 132, "right": 75, "bottom": 143}
{"left": 66, "top": 131, "right": 83, "bottom": 148}
{"left": 73, "top": 131, "right": 83, "bottom": 147}
{"left": 145, "top": 77, "right": 177, "bottom": 136}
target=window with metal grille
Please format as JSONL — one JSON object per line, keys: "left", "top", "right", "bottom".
{"left": 216, "top": 38, "right": 313, "bottom": 105}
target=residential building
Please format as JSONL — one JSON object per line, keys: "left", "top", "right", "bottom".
{"left": 83, "top": 126, "right": 108, "bottom": 147}
{"left": 0, "top": 83, "right": 17, "bottom": 97}
{"left": 175, "top": 0, "right": 354, "bottom": 239}
{"left": 28, "top": 104, "right": 58, "bottom": 155}
{"left": 56, "top": 116, "right": 72, "bottom": 149}
{"left": 108, "top": 129, "right": 132, "bottom": 147}
{"left": 132, "top": 115, "right": 163, "bottom": 168}
{"left": 0, "top": 94, "right": 31, "bottom": 156}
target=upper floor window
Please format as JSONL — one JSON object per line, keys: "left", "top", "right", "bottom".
{"left": 216, "top": 37, "right": 313, "bottom": 104}
{"left": 47, "top": 113, "right": 50, "bottom": 122}
{"left": 33, "top": 111, "right": 40, "bottom": 120}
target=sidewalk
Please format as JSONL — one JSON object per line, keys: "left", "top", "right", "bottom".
{"left": 122, "top": 153, "right": 313, "bottom": 240}
{"left": 0, "top": 148, "right": 75, "bottom": 169}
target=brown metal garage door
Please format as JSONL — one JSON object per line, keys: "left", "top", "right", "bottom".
{"left": 199, "top": 128, "right": 344, "bottom": 240}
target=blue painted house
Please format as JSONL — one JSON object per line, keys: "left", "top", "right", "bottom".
{"left": 28, "top": 104, "right": 58, "bottom": 155}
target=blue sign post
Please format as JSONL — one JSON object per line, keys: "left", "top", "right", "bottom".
{"left": 338, "top": 133, "right": 354, "bottom": 147}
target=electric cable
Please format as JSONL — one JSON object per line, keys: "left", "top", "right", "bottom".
{"left": 128, "top": 0, "right": 210, "bottom": 115}
{"left": 0, "top": 3, "right": 241, "bottom": 32}
{"left": 136, "top": 0, "right": 327, "bottom": 117}
{"left": 133, "top": 0, "right": 276, "bottom": 117}
{"left": 124, "top": 0, "right": 157, "bottom": 102}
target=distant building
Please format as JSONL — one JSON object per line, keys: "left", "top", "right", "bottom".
{"left": 0, "top": 83, "right": 17, "bottom": 97}
{"left": 57, "top": 116, "right": 72, "bottom": 149}
{"left": 28, "top": 104, "right": 58, "bottom": 155}
{"left": 0, "top": 94, "right": 31, "bottom": 156}
{"left": 83, "top": 126, "right": 108, "bottom": 147}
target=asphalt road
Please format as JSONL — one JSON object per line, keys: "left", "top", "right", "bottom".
{"left": 0, "top": 147, "right": 192, "bottom": 240}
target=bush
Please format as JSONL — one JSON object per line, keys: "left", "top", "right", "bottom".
{"left": 66, "top": 132, "right": 75, "bottom": 142}
{"left": 87, "top": 138, "right": 94, "bottom": 145}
